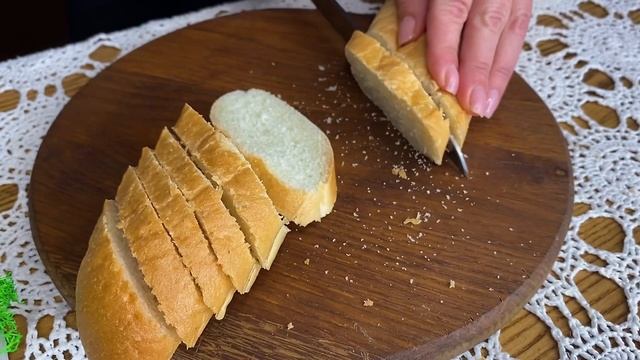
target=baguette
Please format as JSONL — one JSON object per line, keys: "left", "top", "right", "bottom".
{"left": 136, "top": 148, "right": 235, "bottom": 317}
{"left": 345, "top": 30, "right": 449, "bottom": 164}
{"left": 154, "top": 128, "right": 260, "bottom": 293}
{"left": 173, "top": 104, "right": 289, "bottom": 269}
{"left": 209, "top": 89, "right": 337, "bottom": 226}
{"left": 115, "top": 167, "right": 212, "bottom": 347}
{"left": 76, "top": 97, "right": 338, "bottom": 357}
{"left": 76, "top": 200, "right": 180, "bottom": 360}
{"left": 368, "top": 0, "right": 472, "bottom": 146}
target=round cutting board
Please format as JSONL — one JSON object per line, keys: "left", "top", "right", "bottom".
{"left": 29, "top": 9, "right": 572, "bottom": 359}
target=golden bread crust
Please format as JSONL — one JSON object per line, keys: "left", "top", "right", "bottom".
{"left": 345, "top": 31, "right": 449, "bottom": 164}
{"left": 76, "top": 201, "right": 180, "bottom": 360}
{"left": 115, "top": 167, "right": 212, "bottom": 347}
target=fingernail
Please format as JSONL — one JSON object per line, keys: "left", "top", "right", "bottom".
{"left": 398, "top": 16, "right": 416, "bottom": 45}
{"left": 485, "top": 88, "right": 500, "bottom": 117}
{"left": 442, "top": 66, "right": 459, "bottom": 94}
{"left": 469, "top": 86, "right": 487, "bottom": 117}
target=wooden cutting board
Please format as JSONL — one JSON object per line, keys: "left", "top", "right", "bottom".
{"left": 29, "top": 9, "right": 572, "bottom": 359}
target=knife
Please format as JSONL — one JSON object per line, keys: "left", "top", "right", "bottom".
{"left": 311, "top": 0, "right": 470, "bottom": 177}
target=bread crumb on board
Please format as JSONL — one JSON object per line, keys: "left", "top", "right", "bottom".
{"left": 287, "top": 322, "right": 294, "bottom": 330}
{"left": 392, "top": 165, "right": 408, "bottom": 179}
{"left": 449, "top": 280, "right": 456, "bottom": 289}
{"left": 403, "top": 212, "right": 422, "bottom": 225}
{"left": 363, "top": 299, "right": 374, "bottom": 307}
{"left": 304, "top": 258, "right": 310, "bottom": 266}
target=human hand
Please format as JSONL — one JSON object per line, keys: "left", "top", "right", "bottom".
{"left": 396, "top": 0, "right": 532, "bottom": 118}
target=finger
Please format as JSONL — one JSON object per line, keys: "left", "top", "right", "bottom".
{"left": 486, "top": 0, "right": 533, "bottom": 117}
{"left": 426, "top": 0, "right": 473, "bottom": 94}
{"left": 396, "top": 0, "right": 429, "bottom": 46}
{"left": 458, "top": 0, "right": 512, "bottom": 117}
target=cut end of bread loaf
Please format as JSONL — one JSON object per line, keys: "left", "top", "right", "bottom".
{"left": 345, "top": 31, "right": 449, "bottom": 164}
{"left": 210, "top": 89, "right": 337, "bottom": 225}
{"left": 76, "top": 201, "right": 180, "bottom": 360}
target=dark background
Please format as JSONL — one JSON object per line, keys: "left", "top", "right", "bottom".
{"left": 1, "top": 0, "right": 229, "bottom": 61}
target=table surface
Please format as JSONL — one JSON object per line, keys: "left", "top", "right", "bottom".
{"left": 0, "top": 3, "right": 637, "bottom": 359}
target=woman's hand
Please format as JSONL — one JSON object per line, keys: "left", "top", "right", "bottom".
{"left": 396, "top": 0, "right": 532, "bottom": 118}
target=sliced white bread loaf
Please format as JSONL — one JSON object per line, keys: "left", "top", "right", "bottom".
{"left": 173, "top": 104, "right": 289, "bottom": 270}
{"left": 77, "top": 97, "right": 338, "bottom": 355}
{"left": 136, "top": 148, "right": 235, "bottom": 317}
{"left": 115, "top": 167, "right": 212, "bottom": 347}
{"left": 209, "top": 89, "right": 337, "bottom": 226}
{"left": 368, "top": 0, "right": 472, "bottom": 147}
{"left": 154, "top": 128, "right": 260, "bottom": 293}
{"left": 345, "top": 30, "right": 449, "bottom": 164}
{"left": 76, "top": 200, "right": 180, "bottom": 360}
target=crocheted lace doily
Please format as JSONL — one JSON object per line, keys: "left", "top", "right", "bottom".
{"left": 0, "top": 0, "right": 638, "bottom": 358}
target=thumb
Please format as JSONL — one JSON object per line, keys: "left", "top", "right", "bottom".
{"left": 395, "top": 0, "right": 428, "bottom": 46}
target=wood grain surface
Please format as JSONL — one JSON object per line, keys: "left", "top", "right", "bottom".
{"left": 26, "top": 10, "right": 573, "bottom": 359}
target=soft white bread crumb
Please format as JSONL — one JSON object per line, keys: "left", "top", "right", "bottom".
{"left": 210, "top": 89, "right": 337, "bottom": 226}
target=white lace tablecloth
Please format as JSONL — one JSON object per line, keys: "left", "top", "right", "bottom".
{"left": 1, "top": 0, "right": 638, "bottom": 358}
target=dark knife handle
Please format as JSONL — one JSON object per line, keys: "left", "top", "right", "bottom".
{"left": 310, "top": 0, "right": 359, "bottom": 41}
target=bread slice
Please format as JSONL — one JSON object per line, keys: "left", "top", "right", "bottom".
{"left": 396, "top": 37, "right": 471, "bottom": 146}
{"left": 173, "top": 104, "right": 289, "bottom": 269}
{"left": 136, "top": 148, "right": 235, "bottom": 317}
{"left": 367, "top": 0, "right": 398, "bottom": 51}
{"left": 345, "top": 30, "right": 449, "bottom": 164}
{"left": 368, "top": 0, "right": 471, "bottom": 146}
{"left": 115, "top": 167, "right": 212, "bottom": 347}
{"left": 154, "top": 129, "right": 260, "bottom": 293}
{"left": 76, "top": 200, "right": 180, "bottom": 360}
{"left": 209, "top": 89, "right": 337, "bottom": 226}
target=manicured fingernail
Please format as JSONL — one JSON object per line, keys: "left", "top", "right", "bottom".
{"left": 398, "top": 16, "right": 416, "bottom": 45}
{"left": 443, "top": 66, "right": 459, "bottom": 94}
{"left": 469, "top": 86, "right": 487, "bottom": 117}
{"left": 485, "top": 88, "right": 500, "bottom": 117}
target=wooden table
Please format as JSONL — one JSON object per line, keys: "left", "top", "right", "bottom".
{"left": 1, "top": 3, "right": 637, "bottom": 358}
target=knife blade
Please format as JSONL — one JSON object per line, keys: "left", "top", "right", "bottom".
{"left": 310, "top": 0, "right": 363, "bottom": 41}
{"left": 311, "top": 0, "right": 469, "bottom": 177}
